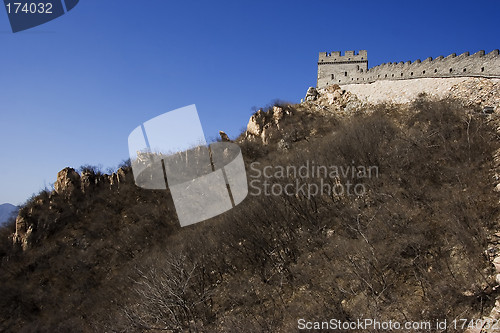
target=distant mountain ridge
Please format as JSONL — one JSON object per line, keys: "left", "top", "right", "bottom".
{"left": 0, "top": 203, "right": 18, "bottom": 225}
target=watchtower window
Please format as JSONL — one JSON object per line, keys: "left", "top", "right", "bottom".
{"left": 411, "top": 72, "right": 413, "bottom": 76}
{"left": 357, "top": 65, "right": 360, "bottom": 70}
{"left": 449, "top": 68, "right": 453, "bottom": 73}
{"left": 345, "top": 72, "right": 347, "bottom": 76}
{"left": 401, "top": 73, "right": 403, "bottom": 76}
{"left": 385, "top": 74, "right": 387, "bottom": 78}
{"left": 481, "top": 67, "right": 485, "bottom": 72}
{"left": 463, "top": 68, "right": 466, "bottom": 72}
{"left": 434, "top": 69, "right": 437, "bottom": 73}
{"left": 422, "top": 70, "right": 426, "bottom": 74}
{"left": 331, "top": 74, "right": 334, "bottom": 79}
{"left": 392, "top": 74, "right": 394, "bottom": 77}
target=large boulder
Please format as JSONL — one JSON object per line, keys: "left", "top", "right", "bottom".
{"left": 219, "top": 130, "right": 231, "bottom": 142}
{"left": 304, "top": 87, "right": 319, "bottom": 101}
{"left": 246, "top": 109, "right": 268, "bottom": 136}
{"left": 313, "top": 84, "right": 363, "bottom": 113}
{"left": 245, "top": 106, "right": 292, "bottom": 144}
{"left": 54, "top": 167, "right": 81, "bottom": 197}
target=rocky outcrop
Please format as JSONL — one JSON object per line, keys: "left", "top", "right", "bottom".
{"left": 219, "top": 130, "right": 231, "bottom": 142}
{"left": 81, "top": 170, "right": 108, "bottom": 194}
{"left": 54, "top": 167, "right": 81, "bottom": 198}
{"left": 272, "top": 106, "right": 284, "bottom": 129}
{"left": 12, "top": 215, "right": 31, "bottom": 250}
{"left": 53, "top": 166, "right": 132, "bottom": 198}
{"left": 115, "top": 167, "right": 131, "bottom": 184}
{"left": 243, "top": 85, "right": 363, "bottom": 147}
{"left": 12, "top": 166, "right": 133, "bottom": 250}
{"left": 245, "top": 105, "right": 292, "bottom": 144}
{"left": 303, "top": 84, "right": 363, "bottom": 113}
{"left": 246, "top": 110, "right": 267, "bottom": 137}
{"left": 304, "top": 87, "right": 318, "bottom": 101}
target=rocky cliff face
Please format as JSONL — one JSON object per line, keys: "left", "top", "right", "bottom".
{"left": 243, "top": 89, "right": 356, "bottom": 148}
{"left": 245, "top": 105, "right": 293, "bottom": 145}
{"left": 53, "top": 167, "right": 132, "bottom": 197}
{"left": 311, "top": 84, "right": 363, "bottom": 112}
{"left": 12, "top": 167, "right": 133, "bottom": 250}
{"left": 244, "top": 77, "right": 500, "bottom": 153}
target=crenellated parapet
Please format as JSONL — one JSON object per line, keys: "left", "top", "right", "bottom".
{"left": 317, "top": 49, "right": 500, "bottom": 88}
{"left": 318, "top": 50, "right": 368, "bottom": 64}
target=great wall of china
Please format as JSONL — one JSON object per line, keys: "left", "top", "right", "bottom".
{"left": 317, "top": 49, "right": 500, "bottom": 88}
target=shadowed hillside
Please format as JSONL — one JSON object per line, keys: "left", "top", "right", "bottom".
{"left": 0, "top": 96, "right": 499, "bottom": 332}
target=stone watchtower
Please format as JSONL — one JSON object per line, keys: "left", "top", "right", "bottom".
{"left": 317, "top": 50, "right": 368, "bottom": 87}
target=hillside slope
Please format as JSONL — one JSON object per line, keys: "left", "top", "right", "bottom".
{"left": 1, "top": 91, "right": 500, "bottom": 332}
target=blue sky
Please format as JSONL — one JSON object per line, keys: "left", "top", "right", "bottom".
{"left": 0, "top": 0, "right": 499, "bottom": 205}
